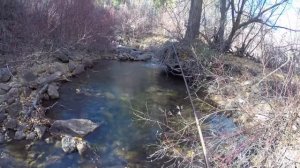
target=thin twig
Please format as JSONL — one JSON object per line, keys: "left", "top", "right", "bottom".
{"left": 172, "top": 43, "right": 210, "bottom": 168}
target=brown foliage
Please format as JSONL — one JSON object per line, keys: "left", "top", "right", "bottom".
{"left": 0, "top": 0, "right": 116, "bottom": 56}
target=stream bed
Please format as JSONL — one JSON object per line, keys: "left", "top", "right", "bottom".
{"left": 0, "top": 61, "right": 190, "bottom": 167}
{"left": 0, "top": 60, "right": 237, "bottom": 168}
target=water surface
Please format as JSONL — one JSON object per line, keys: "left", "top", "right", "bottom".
{"left": 1, "top": 60, "right": 190, "bottom": 168}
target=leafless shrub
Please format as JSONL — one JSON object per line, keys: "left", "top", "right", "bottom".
{"left": 0, "top": 0, "right": 117, "bottom": 58}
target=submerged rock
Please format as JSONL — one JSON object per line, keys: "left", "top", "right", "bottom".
{"left": 50, "top": 119, "right": 99, "bottom": 137}
{"left": 47, "top": 83, "right": 60, "bottom": 99}
{"left": 76, "top": 140, "right": 89, "bottom": 156}
{"left": 61, "top": 136, "right": 77, "bottom": 153}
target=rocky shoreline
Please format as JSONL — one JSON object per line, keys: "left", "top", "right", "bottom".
{"left": 0, "top": 49, "right": 107, "bottom": 155}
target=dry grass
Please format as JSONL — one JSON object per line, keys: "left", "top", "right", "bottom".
{"left": 140, "top": 41, "right": 300, "bottom": 167}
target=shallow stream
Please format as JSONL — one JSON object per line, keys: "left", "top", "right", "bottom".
{"left": 0, "top": 61, "right": 190, "bottom": 167}
{"left": 0, "top": 60, "right": 237, "bottom": 167}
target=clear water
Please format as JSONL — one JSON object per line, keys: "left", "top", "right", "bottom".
{"left": 1, "top": 61, "right": 190, "bottom": 168}
{"left": 0, "top": 61, "right": 237, "bottom": 168}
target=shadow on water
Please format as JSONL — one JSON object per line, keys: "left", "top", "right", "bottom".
{"left": 0, "top": 61, "right": 237, "bottom": 167}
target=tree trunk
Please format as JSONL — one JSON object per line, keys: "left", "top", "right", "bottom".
{"left": 184, "top": 0, "right": 203, "bottom": 42}
{"left": 214, "top": 0, "right": 228, "bottom": 51}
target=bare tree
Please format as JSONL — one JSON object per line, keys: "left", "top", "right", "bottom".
{"left": 203, "top": 0, "right": 290, "bottom": 53}
{"left": 184, "top": 0, "right": 203, "bottom": 41}
{"left": 212, "top": 0, "right": 230, "bottom": 51}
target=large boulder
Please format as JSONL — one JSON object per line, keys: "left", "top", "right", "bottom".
{"left": 47, "top": 83, "right": 59, "bottom": 99}
{"left": 0, "top": 68, "right": 12, "bottom": 82}
{"left": 49, "top": 119, "right": 99, "bottom": 137}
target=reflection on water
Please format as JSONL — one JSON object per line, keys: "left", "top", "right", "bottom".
{"left": 1, "top": 61, "right": 190, "bottom": 167}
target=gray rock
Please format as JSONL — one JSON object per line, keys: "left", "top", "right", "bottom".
{"left": 0, "top": 83, "right": 11, "bottom": 92}
{"left": 0, "top": 133, "right": 4, "bottom": 143}
{"left": 0, "top": 83, "right": 11, "bottom": 95}
{"left": 0, "top": 68, "right": 12, "bottom": 82}
{"left": 34, "top": 125, "right": 46, "bottom": 139}
{"left": 42, "top": 93, "right": 50, "bottom": 100}
{"left": 14, "top": 130, "right": 26, "bottom": 140}
{"left": 47, "top": 83, "right": 59, "bottom": 99}
{"left": 0, "top": 95, "right": 6, "bottom": 104}
{"left": 117, "top": 53, "right": 132, "bottom": 61}
{"left": 116, "top": 46, "right": 136, "bottom": 54}
{"left": 48, "top": 62, "right": 69, "bottom": 75}
{"left": 130, "top": 50, "right": 143, "bottom": 58}
{"left": 26, "top": 132, "right": 36, "bottom": 140}
{"left": 61, "top": 136, "right": 77, "bottom": 153}
{"left": 72, "top": 64, "right": 85, "bottom": 76}
{"left": 68, "top": 61, "right": 77, "bottom": 72}
{"left": 5, "top": 130, "right": 15, "bottom": 141}
{"left": 20, "top": 70, "right": 37, "bottom": 83}
{"left": 0, "top": 89, "right": 6, "bottom": 95}
{"left": 4, "top": 119, "right": 18, "bottom": 129}
{"left": 0, "top": 113, "right": 7, "bottom": 123}
{"left": 45, "top": 137, "right": 55, "bottom": 144}
{"left": 6, "top": 102, "right": 22, "bottom": 118}
{"left": 6, "top": 88, "right": 19, "bottom": 99}
{"left": 55, "top": 50, "right": 69, "bottom": 63}
{"left": 134, "top": 53, "right": 153, "bottom": 61}
{"left": 76, "top": 140, "right": 89, "bottom": 156}
{"left": 82, "top": 58, "right": 93, "bottom": 68}
{"left": 36, "top": 72, "right": 62, "bottom": 85}
{"left": 50, "top": 119, "right": 99, "bottom": 137}
{"left": 6, "top": 98, "right": 15, "bottom": 105}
